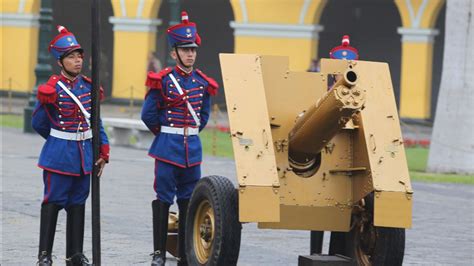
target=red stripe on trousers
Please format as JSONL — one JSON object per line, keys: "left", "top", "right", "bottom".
{"left": 43, "top": 171, "right": 51, "bottom": 203}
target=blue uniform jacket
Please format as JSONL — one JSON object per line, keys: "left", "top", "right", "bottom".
{"left": 32, "top": 74, "right": 110, "bottom": 176}
{"left": 141, "top": 66, "right": 218, "bottom": 168}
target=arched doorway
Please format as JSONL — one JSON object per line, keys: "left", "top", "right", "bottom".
{"left": 318, "top": 0, "right": 402, "bottom": 105}
{"left": 156, "top": 0, "right": 234, "bottom": 105}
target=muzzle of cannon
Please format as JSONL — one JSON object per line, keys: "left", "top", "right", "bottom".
{"left": 288, "top": 70, "right": 366, "bottom": 174}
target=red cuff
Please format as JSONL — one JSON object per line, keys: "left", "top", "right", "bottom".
{"left": 100, "top": 144, "right": 110, "bottom": 162}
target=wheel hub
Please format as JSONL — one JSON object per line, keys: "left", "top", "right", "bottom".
{"left": 193, "top": 200, "right": 215, "bottom": 264}
{"left": 200, "top": 216, "right": 213, "bottom": 242}
{"left": 353, "top": 205, "right": 376, "bottom": 265}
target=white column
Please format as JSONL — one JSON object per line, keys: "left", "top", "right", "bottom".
{"left": 108, "top": 17, "right": 162, "bottom": 32}
{"left": 0, "top": 13, "right": 39, "bottom": 27}
{"left": 397, "top": 27, "right": 439, "bottom": 43}
{"left": 230, "top": 22, "right": 324, "bottom": 40}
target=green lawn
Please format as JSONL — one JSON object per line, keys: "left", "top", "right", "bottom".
{"left": 406, "top": 147, "right": 474, "bottom": 184}
{"left": 405, "top": 147, "right": 428, "bottom": 172}
{"left": 203, "top": 136, "right": 474, "bottom": 184}
{"left": 410, "top": 171, "right": 474, "bottom": 184}
{"left": 0, "top": 114, "right": 23, "bottom": 129}
{"left": 2, "top": 114, "right": 472, "bottom": 184}
{"left": 200, "top": 128, "right": 234, "bottom": 158}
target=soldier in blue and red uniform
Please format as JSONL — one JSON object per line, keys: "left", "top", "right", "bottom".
{"left": 141, "top": 11, "right": 218, "bottom": 266}
{"left": 329, "top": 35, "right": 359, "bottom": 61}
{"left": 32, "top": 26, "right": 110, "bottom": 266}
{"left": 328, "top": 35, "right": 359, "bottom": 87}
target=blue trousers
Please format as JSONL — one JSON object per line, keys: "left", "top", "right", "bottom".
{"left": 42, "top": 170, "right": 90, "bottom": 208}
{"left": 154, "top": 160, "right": 200, "bottom": 205}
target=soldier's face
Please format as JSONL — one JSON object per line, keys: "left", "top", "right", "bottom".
{"left": 172, "top": 47, "right": 197, "bottom": 68}
{"left": 59, "top": 51, "right": 83, "bottom": 76}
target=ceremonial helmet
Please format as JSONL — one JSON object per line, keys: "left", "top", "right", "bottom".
{"left": 49, "top": 25, "right": 83, "bottom": 60}
{"left": 329, "top": 35, "right": 359, "bottom": 60}
{"left": 167, "top": 11, "right": 201, "bottom": 48}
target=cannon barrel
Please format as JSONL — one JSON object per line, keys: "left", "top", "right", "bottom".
{"left": 288, "top": 70, "right": 366, "bottom": 169}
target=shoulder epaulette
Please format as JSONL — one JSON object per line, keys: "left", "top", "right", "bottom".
{"left": 37, "top": 75, "right": 59, "bottom": 104}
{"left": 146, "top": 67, "right": 173, "bottom": 89}
{"left": 195, "top": 69, "right": 218, "bottom": 96}
{"left": 82, "top": 75, "right": 92, "bottom": 84}
{"left": 81, "top": 75, "right": 105, "bottom": 101}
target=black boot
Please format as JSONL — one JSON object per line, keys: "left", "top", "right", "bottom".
{"left": 65, "top": 205, "right": 91, "bottom": 266}
{"left": 67, "top": 253, "right": 91, "bottom": 266}
{"left": 37, "top": 203, "right": 61, "bottom": 266}
{"left": 177, "top": 199, "right": 189, "bottom": 266}
{"left": 151, "top": 199, "right": 170, "bottom": 266}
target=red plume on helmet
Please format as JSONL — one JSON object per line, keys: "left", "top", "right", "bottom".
{"left": 195, "top": 33, "right": 202, "bottom": 46}
{"left": 341, "top": 35, "right": 350, "bottom": 46}
{"left": 57, "top": 25, "right": 68, "bottom": 33}
{"left": 329, "top": 35, "right": 359, "bottom": 60}
{"left": 181, "top": 11, "right": 189, "bottom": 23}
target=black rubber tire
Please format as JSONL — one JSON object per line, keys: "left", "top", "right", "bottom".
{"left": 329, "top": 193, "right": 405, "bottom": 265}
{"left": 372, "top": 227, "right": 405, "bottom": 266}
{"left": 185, "top": 175, "right": 242, "bottom": 266}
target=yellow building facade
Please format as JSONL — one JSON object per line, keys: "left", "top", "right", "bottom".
{"left": 1, "top": 0, "right": 40, "bottom": 93}
{"left": 2, "top": 0, "right": 445, "bottom": 119}
{"left": 109, "top": 0, "right": 162, "bottom": 99}
{"left": 395, "top": 0, "right": 445, "bottom": 119}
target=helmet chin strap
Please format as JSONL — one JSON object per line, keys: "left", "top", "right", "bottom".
{"left": 59, "top": 62, "right": 80, "bottom": 79}
{"left": 62, "top": 68, "right": 80, "bottom": 78}
{"left": 174, "top": 46, "right": 192, "bottom": 70}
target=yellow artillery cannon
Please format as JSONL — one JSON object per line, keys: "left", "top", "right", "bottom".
{"left": 181, "top": 55, "right": 413, "bottom": 265}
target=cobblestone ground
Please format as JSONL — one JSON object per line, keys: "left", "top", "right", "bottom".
{"left": 1, "top": 127, "right": 473, "bottom": 265}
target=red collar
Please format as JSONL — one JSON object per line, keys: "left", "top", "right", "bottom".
{"left": 60, "top": 72, "right": 79, "bottom": 85}
{"left": 175, "top": 65, "right": 193, "bottom": 77}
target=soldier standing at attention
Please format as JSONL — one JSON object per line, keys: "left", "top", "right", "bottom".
{"left": 32, "top": 26, "right": 110, "bottom": 266}
{"left": 141, "top": 11, "right": 218, "bottom": 266}
{"left": 329, "top": 35, "right": 359, "bottom": 61}
{"left": 328, "top": 35, "right": 359, "bottom": 87}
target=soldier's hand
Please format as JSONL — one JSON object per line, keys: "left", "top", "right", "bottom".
{"left": 95, "top": 158, "right": 107, "bottom": 177}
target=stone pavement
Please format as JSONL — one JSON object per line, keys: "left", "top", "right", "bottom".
{"left": 1, "top": 127, "right": 473, "bottom": 265}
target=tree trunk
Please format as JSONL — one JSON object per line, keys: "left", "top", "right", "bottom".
{"left": 427, "top": 0, "right": 474, "bottom": 174}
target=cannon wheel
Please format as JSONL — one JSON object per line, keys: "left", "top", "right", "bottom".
{"left": 185, "top": 176, "right": 242, "bottom": 265}
{"left": 329, "top": 193, "right": 405, "bottom": 265}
